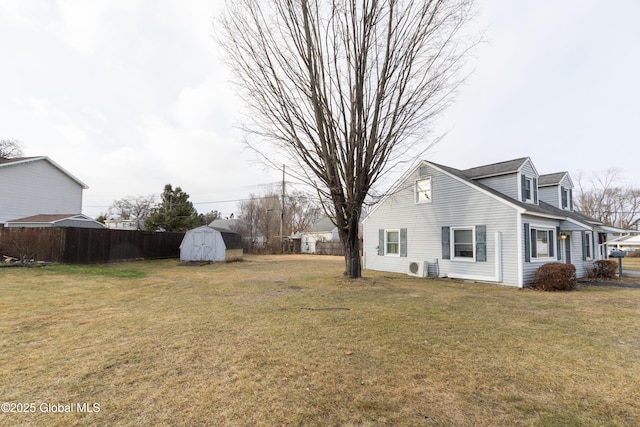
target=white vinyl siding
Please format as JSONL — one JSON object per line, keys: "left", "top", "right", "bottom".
{"left": 364, "top": 163, "right": 521, "bottom": 286}
{"left": 0, "top": 160, "right": 84, "bottom": 223}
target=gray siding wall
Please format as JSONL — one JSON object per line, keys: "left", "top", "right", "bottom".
{"left": 474, "top": 174, "right": 519, "bottom": 200}
{"left": 364, "top": 163, "right": 521, "bottom": 286}
{"left": 559, "top": 174, "right": 572, "bottom": 189}
{"left": 517, "top": 160, "right": 539, "bottom": 205}
{"left": 520, "top": 159, "right": 537, "bottom": 178}
{"left": 539, "top": 175, "right": 573, "bottom": 209}
{"left": 521, "top": 215, "right": 593, "bottom": 284}
{"left": 0, "top": 160, "right": 84, "bottom": 223}
{"left": 521, "top": 215, "right": 562, "bottom": 284}
{"left": 539, "top": 186, "right": 560, "bottom": 208}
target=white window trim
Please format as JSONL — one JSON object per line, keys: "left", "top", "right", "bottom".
{"left": 414, "top": 177, "right": 432, "bottom": 204}
{"left": 561, "top": 187, "right": 570, "bottom": 210}
{"left": 385, "top": 229, "right": 400, "bottom": 257}
{"left": 530, "top": 225, "right": 556, "bottom": 262}
{"left": 451, "top": 226, "right": 475, "bottom": 262}
{"left": 524, "top": 177, "right": 533, "bottom": 202}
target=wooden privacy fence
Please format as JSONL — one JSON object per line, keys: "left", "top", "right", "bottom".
{"left": 315, "top": 239, "right": 363, "bottom": 256}
{"left": 0, "top": 227, "right": 184, "bottom": 264}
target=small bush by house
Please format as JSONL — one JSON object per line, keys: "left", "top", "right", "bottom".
{"left": 532, "top": 262, "right": 577, "bottom": 291}
{"left": 588, "top": 260, "right": 617, "bottom": 279}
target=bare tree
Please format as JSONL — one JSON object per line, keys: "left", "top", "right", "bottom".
{"left": 575, "top": 169, "right": 640, "bottom": 230}
{"left": 108, "top": 195, "right": 156, "bottom": 229}
{"left": 0, "top": 138, "right": 24, "bottom": 158}
{"left": 236, "top": 189, "right": 323, "bottom": 252}
{"left": 287, "top": 190, "right": 323, "bottom": 234}
{"left": 219, "top": 0, "right": 476, "bottom": 277}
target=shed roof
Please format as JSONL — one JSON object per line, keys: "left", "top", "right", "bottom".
{"left": 210, "top": 227, "right": 243, "bottom": 250}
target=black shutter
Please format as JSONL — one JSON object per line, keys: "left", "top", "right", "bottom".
{"left": 441, "top": 227, "right": 450, "bottom": 259}
{"left": 521, "top": 175, "right": 527, "bottom": 202}
{"left": 476, "top": 225, "right": 487, "bottom": 262}
{"left": 378, "top": 229, "right": 384, "bottom": 256}
{"left": 561, "top": 186, "right": 567, "bottom": 208}
{"left": 400, "top": 228, "right": 407, "bottom": 257}
{"left": 556, "top": 226, "right": 561, "bottom": 260}
{"left": 533, "top": 177, "right": 538, "bottom": 204}
{"left": 581, "top": 231, "right": 587, "bottom": 261}
{"left": 524, "top": 223, "right": 530, "bottom": 262}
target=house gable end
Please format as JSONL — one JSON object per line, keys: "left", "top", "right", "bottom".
{"left": 0, "top": 157, "right": 88, "bottom": 189}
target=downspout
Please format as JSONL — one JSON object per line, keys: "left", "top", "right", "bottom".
{"left": 516, "top": 212, "right": 524, "bottom": 288}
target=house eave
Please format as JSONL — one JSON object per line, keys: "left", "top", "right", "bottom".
{"left": 0, "top": 156, "right": 89, "bottom": 189}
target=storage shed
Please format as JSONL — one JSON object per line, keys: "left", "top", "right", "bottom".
{"left": 179, "top": 226, "right": 243, "bottom": 262}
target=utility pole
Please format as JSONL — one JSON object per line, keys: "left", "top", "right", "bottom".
{"left": 280, "top": 164, "right": 285, "bottom": 252}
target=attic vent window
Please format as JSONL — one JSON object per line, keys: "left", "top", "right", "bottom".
{"left": 415, "top": 177, "right": 432, "bottom": 204}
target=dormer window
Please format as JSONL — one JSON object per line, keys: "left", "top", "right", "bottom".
{"left": 521, "top": 174, "right": 538, "bottom": 203}
{"left": 561, "top": 186, "right": 573, "bottom": 210}
{"left": 524, "top": 177, "right": 532, "bottom": 201}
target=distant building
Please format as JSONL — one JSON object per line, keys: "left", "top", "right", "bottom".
{"left": 0, "top": 156, "right": 88, "bottom": 226}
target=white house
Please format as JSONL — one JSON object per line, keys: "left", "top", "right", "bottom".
{"left": 0, "top": 156, "right": 88, "bottom": 226}
{"left": 301, "top": 216, "right": 339, "bottom": 254}
{"left": 180, "top": 226, "right": 243, "bottom": 262}
{"left": 363, "top": 157, "right": 625, "bottom": 287}
{"left": 608, "top": 234, "right": 640, "bottom": 253}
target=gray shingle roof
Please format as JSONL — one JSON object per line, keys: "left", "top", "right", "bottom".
{"left": 462, "top": 157, "right": 529, "bottom": 179}
{"left": 210, "top": 227, "right": 243, "bottom": 250}
{"left": 310, "top": 216, "right": 337, "bottom": 232}
{"left": 430, "top": 161, "right": 602, "bottom": 226}
{"left": 538, "top": 172, "right": 567, "bottom": 187}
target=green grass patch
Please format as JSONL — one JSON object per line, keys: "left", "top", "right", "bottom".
{"left": 42, "top": 263, "right": 147, "bottom": 279}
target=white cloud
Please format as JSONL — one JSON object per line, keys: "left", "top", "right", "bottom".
{"left": 46, "top": 0, "right": 139, "bottom": 54}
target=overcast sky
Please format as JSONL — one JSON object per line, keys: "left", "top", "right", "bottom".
{"left": 1, "top": 0, "right": 638, "bottom": 219}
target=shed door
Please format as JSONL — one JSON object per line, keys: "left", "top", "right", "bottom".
{"left": 193, "top": 230, "right": 215, "bottom": 261}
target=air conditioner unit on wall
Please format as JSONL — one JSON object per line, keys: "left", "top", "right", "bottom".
{"left": 407, "top": 260, "right": 428, "bottom": 277}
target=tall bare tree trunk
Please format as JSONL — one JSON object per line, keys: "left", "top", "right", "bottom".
{"left": 339, "top": 212, "right": 361, "bottom": 277}
{"left": 219, "top": 0, "right": 476, "bottom": 278}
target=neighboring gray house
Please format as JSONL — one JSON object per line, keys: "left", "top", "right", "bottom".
{"left": 363, "top": 157, "right": 624, "bottom": 287}
{"left": 301, "top": 216, "right": 339, "bottom": 254}
{"left": 5, "top": 213, "right": 105, "bottom": 229}
{"left": 180, "top": 225, "right": 243, "bottom": 262}
{"left": 0, "top": 156, "right": 88, "bottom": 226}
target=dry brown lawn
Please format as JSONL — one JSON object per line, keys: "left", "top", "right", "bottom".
{"left": 620, "top": 256, "right": 640, "bottom": 271}
{"left": 1, "top": 255, "right": 640, "bottom": 426}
